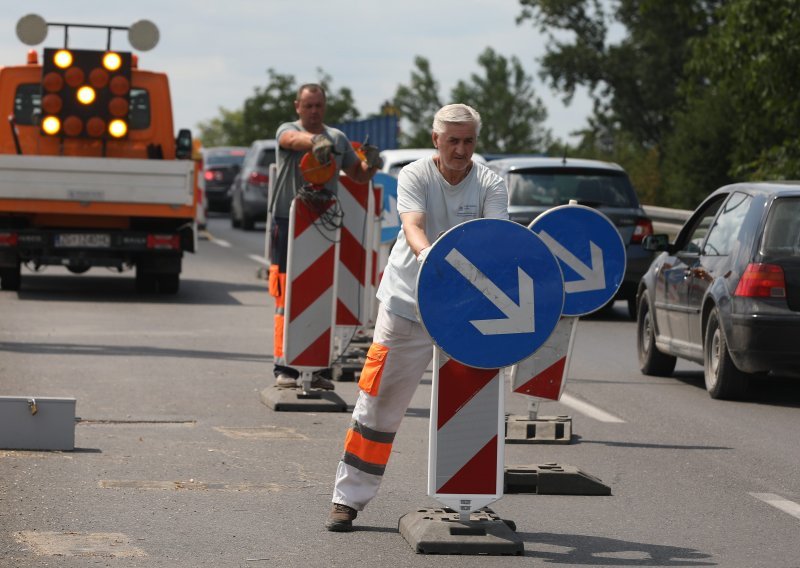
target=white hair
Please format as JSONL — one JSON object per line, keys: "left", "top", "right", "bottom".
{"left": 432, "top": 104, "right": 481, "bottom": 136}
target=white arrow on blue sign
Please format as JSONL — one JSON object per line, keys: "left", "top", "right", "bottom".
{"left": 373, "top": 172, "right": 400, "bottom": 244}
{"left": 529, "top": 204, "right": 626, "bottom": 317}
{"left": 417, "top": 218, "right": 564, "bottom": 369}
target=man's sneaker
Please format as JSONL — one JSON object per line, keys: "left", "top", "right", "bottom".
{"left": 325, "top": 503, "right": 357, "bottom": 532}
{"left": 310, "top": 374, "right": 335, "bottom": 390}
{"left": 275, "top": 374, "right": 297, "bottom": 388}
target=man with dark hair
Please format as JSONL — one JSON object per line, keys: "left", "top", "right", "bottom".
{"left": 269, "top": 84, "right": 381, "bottom": 389}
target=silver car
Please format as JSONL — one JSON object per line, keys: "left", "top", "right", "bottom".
{"left": 229, "top": 139, "right": 277, "bottom": 230}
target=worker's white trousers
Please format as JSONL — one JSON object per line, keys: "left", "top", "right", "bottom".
{"left": 332, "top": 303, "right": 433, "bottom": 511}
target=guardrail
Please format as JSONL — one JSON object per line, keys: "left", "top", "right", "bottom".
{"left": 642, "top": 205, "right": 691, "bottom": 240}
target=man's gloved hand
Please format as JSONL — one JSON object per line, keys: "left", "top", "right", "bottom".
{"left": 311, "top": 134, "right": 334, "bottom": 166}
{"left": 362, "top": 144, "right": 383, "bottom": 170}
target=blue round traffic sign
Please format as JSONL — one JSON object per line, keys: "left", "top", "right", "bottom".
{"left": 416, "top": 218, "right": 564, "bottom": 369}
{"left": 529, "top": 205, "right": 626, "bottom": 317}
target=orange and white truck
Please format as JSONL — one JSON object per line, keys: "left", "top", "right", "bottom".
{"left": 0, "top": 15, "right": 196, "bottom": 293}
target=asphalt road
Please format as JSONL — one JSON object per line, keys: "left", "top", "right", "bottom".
{"left": 1, "top": 213, "right": 799, "bottom": 567}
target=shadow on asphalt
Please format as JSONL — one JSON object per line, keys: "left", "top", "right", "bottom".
{"left": 516, "top": 532, "right": 715, "bottom": 565}
{"left": 671, "top": 370, "right": 800, "bottom": 408}
{"left": 574, "top": 437, "right": 732, "bottom": 451}
{"left": 11, "top": 274, "right": 266, "bottom": 306}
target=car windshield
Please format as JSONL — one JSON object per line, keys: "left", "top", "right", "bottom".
{"left": 508, "top": 167, "right": 637, "bottom": 208}
{"left": 206, "top": 152, "right": 246, "bottom": 167}
{"left": 761, "top": 196, "right": 800, "bottom": 257}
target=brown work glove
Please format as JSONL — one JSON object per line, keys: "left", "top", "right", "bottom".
{"left": 311, "top": 134, "right": 334, "bottom": 166}
{"left": 362, "top": 144, "right": 383, "bottom": 169}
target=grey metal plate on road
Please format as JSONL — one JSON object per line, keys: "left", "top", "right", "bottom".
{"left": 504, "top": 463, "right": 611, "bottom": 495}
{"left": 0, "top": 396, "right": 76, "bottom": 450}
{"left": 259, "top": 387, "right": 347, "bottom": 412}
{"left": 505, "top": 414, "right": 573, "bottom": 444}
{"left": 398, "top": 507, "right": 523, "bottom": 555}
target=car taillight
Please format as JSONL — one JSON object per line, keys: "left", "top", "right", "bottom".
{"left": 203, "top": 170, "right": 214, "bottom": 181}
{"left": 734, "top": 263, "right": 786, "bottom": 298}
{"left": 631, "top": 218, "right": 653, "bottom": 244}
{"left": 249, "top": 171, "right": 269, "bottom": 186}
{"left": 146, "top": 234, "right": 180, "bottom": 250}
{"left": 0, "top": 232, "right": 18, "bottom": 246}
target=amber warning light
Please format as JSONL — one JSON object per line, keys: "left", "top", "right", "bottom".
{"left": 40, "top": 47, "right": 132, "bottom": 139}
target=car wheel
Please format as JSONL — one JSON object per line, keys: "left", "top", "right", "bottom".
{"left": 704, "top": 308, "right": 749, "bottom": 400}
{"left": 230, "top": 199, "right": 242, "bottom": 229}
{"left": 637, "top": 293, "right": 676, "bottom": 376}
{"left": 0, "top": 261, "right": 21, "bottom": 291}
{"left": 241, "top": 211, "right": 255, "bottom": 231}
{"left": 627, "top": 297, "right": 637, "bottom": 320}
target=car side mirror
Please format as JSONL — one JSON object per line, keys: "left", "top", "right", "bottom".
{"left": 175, "top": 129, "right": 192, "bottom": 160}
{"left": 642, "top": 234, "right": 670, "bottom": 251}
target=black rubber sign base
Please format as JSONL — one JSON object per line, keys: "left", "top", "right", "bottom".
{"left": 259, "top": 386, "right": 348, "bottom": 412}
{"left": 398, "top": 507, "right": 523, "bottom": 555}
{"left": 504, "top": 463, "right": 611, "bottom": 495}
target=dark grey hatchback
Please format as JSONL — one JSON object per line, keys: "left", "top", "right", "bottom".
{"left": 487, "top": 156, "right": 654, "bottom": 318}
{"left": 637, "top": 182, "right": 800, "bottom": 399}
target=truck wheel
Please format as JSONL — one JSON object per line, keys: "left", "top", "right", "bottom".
{"left": 637, "top": 293, "right": 676, "bottom": 376}
{"left": 0, "top": 262, "right": 21, "bottom": 291}
{"left": 231, "top": 206, "right": 241, "bottom": 229}
{"left": 158, "top": 274, "right": 180, "bottom": 294}
{"left": 135, "top": 268, "right": 157, "bottom": 293}
{"left": 704, "top": 308, "right": 749, "bottom": 400}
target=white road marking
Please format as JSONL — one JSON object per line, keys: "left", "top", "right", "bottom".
{"left": 559, "top": 393, "right": 626, "bottom": 423}
{"left": 248, "top": 254, "right": 268, "bottom": 266}
{"left": 750, "top": 493, "right": 800, "bottom": 521}
{"left": 212, "top": 238, "right": 232, "bottom": 248}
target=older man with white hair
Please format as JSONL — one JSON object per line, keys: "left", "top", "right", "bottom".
{"left": 325, "top": 103, "right": 509, "bottom": 531}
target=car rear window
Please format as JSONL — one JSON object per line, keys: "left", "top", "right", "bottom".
{"left": 257, "top": 148, "right": 277, "bottom": 168}
{"left": 762, "top": 197, "right": 800, "bottom": 257}
{"left": 206, "top": 152, "right": 246, "bottom": 167}
{"left": 507, "top": 167, "right": 638, "bottom": 208}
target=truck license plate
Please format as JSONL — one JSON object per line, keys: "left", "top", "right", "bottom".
{"left": 55, "top": 233, "right": 111, "bottom": 248}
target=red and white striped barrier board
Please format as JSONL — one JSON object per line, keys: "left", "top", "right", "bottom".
{"left": 428, "top": 348, "right": 504, "bottom": 517}
{"left": 509, "top": 317, "right": 577, "bottom": 400}
{"left": 283, "top": 196, "right": 340, "bottom": 369}
{"left": 369, "top": 183, "right": 383, "bottom": 326}
{"left": 335, "top": 177, "right": 374, "bottom": 329}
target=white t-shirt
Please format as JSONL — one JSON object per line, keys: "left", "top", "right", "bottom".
{"left": 376, "top": 156, "right": 509, "bottom": 321}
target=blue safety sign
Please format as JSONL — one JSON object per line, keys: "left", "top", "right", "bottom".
{"left": 417, "top": 219, "right": 564, "bottom": 369}
{"left": 373, "top": 172, "right": 400, "bottom": 243}
{"left": 529, "top": 204, "right": 626, "bottom": 317}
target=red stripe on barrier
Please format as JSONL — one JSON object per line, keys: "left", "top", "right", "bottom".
{"left": 437, "top": 360, "right": 498, "bottom": 429}
{"left": 340, "top": 177, "right": 370, "bottom": 210}
{"left": 513, "top": 357, "right": 566, "bottom": 400}
{"left": 336, "top": 299, "right": 360, "bottom": 326}
{"left": 290, "top": 329, "right": 332, "bottom": 366}
{"left": 339, "top": 228, "right": 367, "bottom": 286}
{"left": 437, "top": 436, "right": 497, "bottom": 494}
{"left": 290, "top": 246, "right": 336, "bottom": 320}
{"left": 294, "top": 199, "right": 334, "bottom": 237}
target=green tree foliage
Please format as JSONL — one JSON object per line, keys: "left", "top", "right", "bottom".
{"left": 685, "top": 0, "right": 800, "bottom": 180}
{"left": 517, "top": 0, "right": 722, "bottom": 149}
{"left": 196, "top": 69, "right": 359, "bottom": 147}
{"left": 392, "top": 56, "right": 443, "bottom": 148}
{"left": 450, "top": 47, "right": 552, "bottom": 154}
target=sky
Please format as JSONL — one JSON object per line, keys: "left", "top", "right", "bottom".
{"left": 1, "top": 1, "right": 594, "bottom": 146}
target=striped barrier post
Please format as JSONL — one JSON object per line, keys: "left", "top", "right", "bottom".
{"left": 283, "top": 195, "right": 339, "bottom": 389}
{"left": 506, "top": 316, "right": 578, "bottom": 443}
{"left": 333, "top": 177, "right": 373, "bottom": 359}
{"left": 428, "top": 348, "right": 504, "bottom": 518}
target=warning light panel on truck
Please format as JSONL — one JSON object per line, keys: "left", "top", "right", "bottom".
{"left": 40, "top": 47, "right": 132, "bottom": 139}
